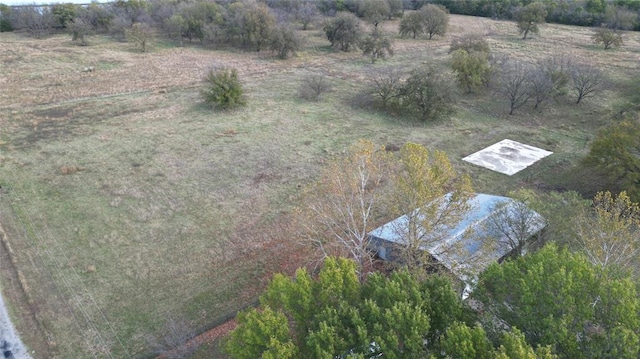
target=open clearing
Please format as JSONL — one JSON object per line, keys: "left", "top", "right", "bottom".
{"left": 0, "top": 15, "right": 639, "bottom": 358}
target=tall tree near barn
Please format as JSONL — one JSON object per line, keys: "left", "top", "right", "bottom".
{"left": 573, "top": 191, "right": 640, "bottom": 275}
{"left": 299, "top": 140, "right": 392, "bottom": 279}
{"left": 389, "top": 143, "right": 473, "bottom": 277}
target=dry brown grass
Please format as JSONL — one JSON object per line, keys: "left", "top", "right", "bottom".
{"left": 0, "top": 15, "right": 638, "bottom": 358}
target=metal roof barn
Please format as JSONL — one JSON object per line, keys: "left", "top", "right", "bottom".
{"left": 369, "top": 193, "right": 546, "bottom": 297}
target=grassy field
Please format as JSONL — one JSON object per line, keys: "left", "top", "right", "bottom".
{"left": 0, "top": 14, "right": 639, "bottom": 358}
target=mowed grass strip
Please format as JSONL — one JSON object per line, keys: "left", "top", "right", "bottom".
{"left": 0, "top": 14, "right": 638, "bottom": 357}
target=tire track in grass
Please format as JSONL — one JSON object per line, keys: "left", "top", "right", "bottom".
{"left": 0, "top": 165, "right": 132, "bottom": 358}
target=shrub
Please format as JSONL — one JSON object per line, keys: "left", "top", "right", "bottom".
{"left": 298, "top": 75, "right": 332, "bottom": 102}
{"left": 200, "top": 68, "right": 245, "bottom": 110}
{"left": 449, "top": 33, "right": 490, "bottom": 54}
{"left": 270, "top": 24, "right": 302, "bottom": 59}
{"left": 398, "top": 67, "right": 455, "bottom": 122}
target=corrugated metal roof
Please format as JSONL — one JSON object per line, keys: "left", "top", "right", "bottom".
{"left": 369, "top": 193, "right": 546, "bottom": 286}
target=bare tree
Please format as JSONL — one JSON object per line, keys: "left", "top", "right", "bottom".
{"left": 496, "top": 60, "right": 532, "bottom": 115}
{"left": 485, "top": 198, "right": 545, "bottom": 259}
{"left": 299, "top": 140, "right": 392, "bottom": 280}
{"left": 13, "top": 5, "right": 54, "bottom": 37}
{"left": 368, "top": 66, "right": 404, "bottom": 109}
{"left": 528, "top": 69, "right": 554, "bottom": 109}
{"left": 147, "top": 316, "right": 198, "bottom": 359}
{"left": 573, "top": 191, "right": 640, "bottom": 276}
{"left": 571, "top": 63, "right": 606, "bottom": 104}
{"left": 536, "top": 54, "right": 572, "bottom": 99}
{"left": 298, "top": 75, "right": 333, "bottom": 101}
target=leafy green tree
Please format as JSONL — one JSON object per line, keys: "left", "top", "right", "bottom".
{"left": 324, "top": 11, "right": 363, "bottom": 52}
{"left": 389, "top": 143, "right": 473, "bottom": 277}
{"left": 226, "top": 257, "right": 468, "bottom": 358}
{"left": 399, "top": 67, "right": 455, "bottom": 121}
{"left": 360, "top": 29, "right": 393, "bottom": 63}
{"left": 514, "top": 2, "right": 547, "bottom": 39}
{"left": 0, "top": 4, "right": 13, "bottom": 32}
{"left": 387, "top": 0, "right": 403, "bottom": 19}
{"left": 270, "top": 24, "right": 302, "bottom": 59}
{"left": 451, "top": 49, "right": 492, "bottom": 93}
{"left": 421, "top": 4, "right": 450, "bottom": 39}
{"left": 440, "top": 322, "right": 493, "bottom": 359}
{"left": 69, "top": 17, "right": 92, "bottom": 46}
{"left": 176, "top": 1, "right": 223, "bottom": 43}
{"left": 592, "top": 26, "right": 623, "bottom": 49}
{"left": 51, "top": 3, "right": 77, "bottom": 29}
{"left": 242, "top": 3, "right": 276, "bottom": 52}
{"left": 398, "top": 10, "right": 424, "bottom": 39}
{"left": 584, "top": 119, "right": 640, "bottom": 202}
{"left": 226, "top": 306, "right": 298, "bottom": 359}
{"left": 82, "top": 3, "right": 113, "bottom": 32}
{"left": 126, "top": 22, "right": 154, "bottom": 52}
{"left": 360, "top": 0, "right": 389, "bottom": 28}
{"left": 200, "top": 68, "right": 245, "bottom": 110}
{"left": 476, "top": 243, "right": 640, "bottom": 359}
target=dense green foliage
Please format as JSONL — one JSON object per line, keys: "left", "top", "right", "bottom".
{"left": 399, "top": 4, "right": 449, "bottom": 39}
{"left": 270, "top": 24, "right": 302, "bottom": 59}
{"left": 476, "top": 244, "right": 640, "bottom": 359}
{"left": 226, "top": 257, "right": 470, "bottom": 358}
{"left": 360, "top": 29, "right": 393, "bottom": 63}
{"left": 451, "top": 49, "right": 492, "bottom": 93}
{"left": 200, "top": 68, "right": 245, "bottom": 110}
{"left": 592, "top": 27, "right": 623, "bottom": 49}
{"left": 324, "top": 11, "right": 362, "bottom": 52}
{"left": 515, "top": 2, "right": 547, "bottom": 39}
{"left": 585, "top": 118, "right": 640, "bottom": 201}
{"left": 398, "top": 67, "right": 455, "bottom": 122}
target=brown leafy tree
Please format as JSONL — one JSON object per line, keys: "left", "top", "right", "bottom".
{"left": 592, "top": 26, "right": 623, "bottom": 50}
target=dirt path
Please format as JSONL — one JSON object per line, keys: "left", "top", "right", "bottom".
{"left": 0, "top": 221, "right": 50, "bottom": 359}
{"left": 0, "top": 291, "right": 32, "bottom": 359}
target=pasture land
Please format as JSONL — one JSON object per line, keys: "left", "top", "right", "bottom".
{"left": 0, "top": 15, "right": 638, "bottom": 358}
